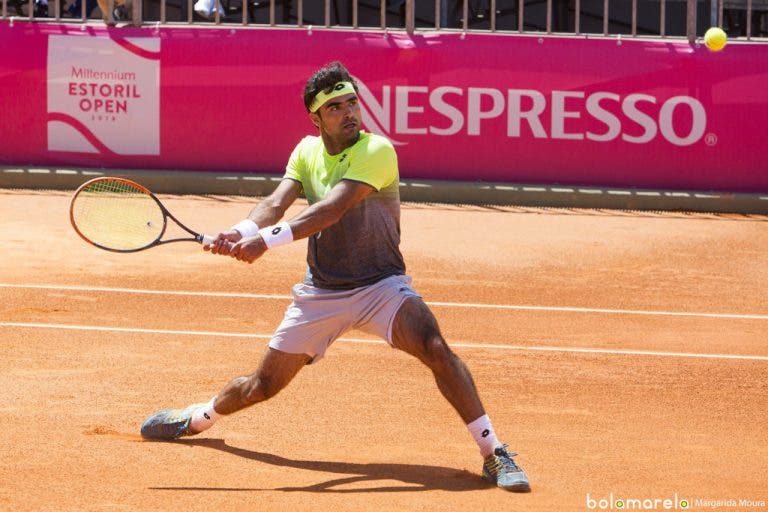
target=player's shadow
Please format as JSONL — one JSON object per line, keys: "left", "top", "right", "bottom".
{"left": 149, "top": 438, "right": 490, "bottom": 493}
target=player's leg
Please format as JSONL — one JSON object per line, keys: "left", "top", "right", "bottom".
{"left": 209, "top": 347, "right": 311, "bottom": 415}
{"left": 391, "top": 297, "right": 530, "bottom": 492}
{"left": 140, "top": 347, "right": 310, "bottom": 440}
{"left": 391, "top": 297, "right": 485, "bottom": 424}
{"left": 141, "top": 281, "right": 343, "bottom": 441}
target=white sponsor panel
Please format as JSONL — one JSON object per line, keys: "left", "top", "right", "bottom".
{"left": 47, "top": 35, "right": 160, "bottom": 155}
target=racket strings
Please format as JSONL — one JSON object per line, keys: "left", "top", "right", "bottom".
{"left": 71, "top": 179, "right": 165, "bottom": 250}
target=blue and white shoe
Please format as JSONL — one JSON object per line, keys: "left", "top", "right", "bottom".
{"left": 482, "top": 445, "right": 531, "bottom": 492}
{"left": 140, "top": 403, "right": 204, "bottom": 440}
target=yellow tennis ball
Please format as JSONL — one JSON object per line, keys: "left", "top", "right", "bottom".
{"left": 704, "top": 27, "right": 727, "bottom": 51}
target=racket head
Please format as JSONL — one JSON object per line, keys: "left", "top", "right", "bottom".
{"left": 70, "top": 177, "right": 168, "bottom": 252}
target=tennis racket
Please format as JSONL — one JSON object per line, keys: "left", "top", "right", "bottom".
{"left": 70, "top": 176, "right": 215, "bottom": 253}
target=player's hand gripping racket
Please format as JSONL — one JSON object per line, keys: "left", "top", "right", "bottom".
{"left": 70, "top": 177, "right": 215, "bottom": 253}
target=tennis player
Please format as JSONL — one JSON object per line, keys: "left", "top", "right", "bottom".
{"left": 140, "top": 61, "right": 530, "bottom": 492}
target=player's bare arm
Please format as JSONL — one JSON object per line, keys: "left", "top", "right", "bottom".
{"left": 246, "top": 178, "right": 303, "bottom": 228}
{"left": 286, "top": 178, "right": 373, "bottom": 239}
{"left": 205, "top": 178, "right": 302, "bottom": 256}
{"left": 226, "top": 179, "right": 374, "bottom": 264}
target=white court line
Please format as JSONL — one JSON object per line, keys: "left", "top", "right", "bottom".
{"left": 0, "top": 283, "right": 292, "bottom": 301}
{"left": 2, "top": 283, "right": 767, "bottom": 321}
{"left": 1, "top": 322, "right": 767, "bottom": 362}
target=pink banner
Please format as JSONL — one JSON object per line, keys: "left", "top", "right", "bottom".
{"left": 1, "top": 21, "right": 766, "bottom": 192}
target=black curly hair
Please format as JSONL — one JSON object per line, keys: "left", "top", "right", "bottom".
{"left": 303, "top": 61, "right": 359, "bottom": 113}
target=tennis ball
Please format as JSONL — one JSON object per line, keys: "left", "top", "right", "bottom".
{"left": 704, "top": 27, "right": 727, "bottom": 51}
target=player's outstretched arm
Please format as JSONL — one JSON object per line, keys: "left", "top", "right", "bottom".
{"left": 206, "top": 178, "right": 302, "bottom": 256}
{"left": 287, "top": 179, "right": 373, "bottom": 240}
{"left": 246, "top": 178, "right": 303, "bottom": 228}
{"left": 226, "top": 179, "right": 373, "bottom": 264}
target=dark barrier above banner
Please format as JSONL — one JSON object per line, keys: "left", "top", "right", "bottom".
{"left": 1, "top": 22, "right": 766, "bottom": 193}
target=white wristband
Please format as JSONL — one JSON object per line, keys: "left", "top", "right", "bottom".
{"left": 258, "top": 222, "right": 294, "bottom": 249}
{"left": 230, "top": 219, "right": 260, "bottom": 238}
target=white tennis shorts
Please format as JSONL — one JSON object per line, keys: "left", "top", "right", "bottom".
{"left": 269, "top": 274, "right": 420, "bottom": 363}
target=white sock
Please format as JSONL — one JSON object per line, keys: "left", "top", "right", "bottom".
{"left": 189, "top": 397, "right": 221, "bottom": 433}
{"left": 467, "top": 414, "right": 502, "bottom": 458}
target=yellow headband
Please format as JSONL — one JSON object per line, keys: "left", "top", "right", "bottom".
{"left": 309, "top": 81, "right": 357, "bottom": 113}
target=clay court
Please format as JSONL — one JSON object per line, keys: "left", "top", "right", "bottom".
{"left": 1, "top": 188, "right": 766, "bottom": 511}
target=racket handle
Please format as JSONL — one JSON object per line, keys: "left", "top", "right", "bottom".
{"left": 201, "top": 234, "right": 215, "bottom": 245}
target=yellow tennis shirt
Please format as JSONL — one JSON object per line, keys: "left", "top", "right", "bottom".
{"left": 284, "top": 131, "right": 406, "bottom": 289}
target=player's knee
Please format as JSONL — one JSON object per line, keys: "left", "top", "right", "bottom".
{"left": 418, "top": 335, "right": 454, "bottom": 370}
{"left": 393, "top": 298, "right": 453, "bottom": 365}
{"left": 241, "top": 374, "right": 281, "bottom": 405}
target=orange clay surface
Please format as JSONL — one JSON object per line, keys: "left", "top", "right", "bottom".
{"left": 1, "top": 189, "right": 767, "bottom": 512}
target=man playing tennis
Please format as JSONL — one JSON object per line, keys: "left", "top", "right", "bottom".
{"left": 140, "top": 61, "right": 530, "bottom": 492}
